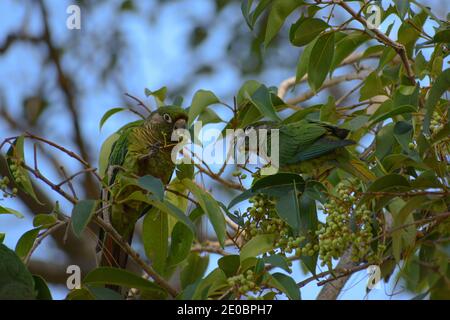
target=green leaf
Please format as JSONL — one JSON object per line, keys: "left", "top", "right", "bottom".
{"left": 180, "top": 253, "right": 210, "bottom": 289}
{"left": 275, "top": 183, "right": 301, "bottom": 233}
{"left": 142, "top": 208, "right": 168, "bottom": 273}
{"left": 188, "top": 90, "right": 220, "bottom": 126}
{"left": 182, "top": 179, "right": 226, "bottom": 247}
{"left": 0, "top": 233, "right": 4, "bottom": 243}
{"left": 393, "top": 0, "right": 409, "bottom": 19}
{"left": 218, "top": 255, "right": 240, "bottom": 277}
{"left": 252, "top": 172, "right": 305, "bottom": 197}
{"left": 71, "top": 200, "right": 98, "bottom": 237}
{"left": 15, "top": 228, "right": 40, "bottom": 260}
{"left": 0, "top": 243, "right": 36, "bottom": 299}
{"left": 197, "top": 108, "right": 223, "bottom": 125}
{"left": 268, "top": 272, "right": 301, "bottom": 300}
{"left": 290, "top": 17, "right": 328, "bottom": 47}
{"left": 0, "top": 205, "right": 24, "bottom": 218}
{"left": 99, "top": 107, "right": 125, "bottom": 130}
{"left": 145, "top": 86, "right": 167, "bottom": 106}
{"left": 246, "top": 85, "right": 282, "bottom": 122}
{"left": 167, "top": 222, "right": 194, "bottom": 267}
{"left": 433, "top": 29, "right": 450, "bottom": 43}
{"left": 308, "top": 32, "right": 335, "bottom": 92}
{"left": 84, "top": 267, "right": 164, "bottom": 292}
{"left": 423, "top": 68, "right": 450, "bottom": 134}
{"left": 320, "top": 96, "right": 338, "bottom": 123}
{"left": 369, "top": 105, "right": 417, "bottom": 126}
{"left": 191, "top": 268, "right": 228, "bottom": 299}
{"left": 33, "top": 275, "right": 52, "bottom": 300}
{"left": 124, "top": 191, "right": 195, "bottom": 233}
{"left": 33, "top": 214, "right": 57, "bottom": 227}
{"left": 264, "top": 0, "right": 301, "bottom": 47}
{"left": 66, "top": 288, "right": 95, "bottom": 300}
{"left": 331, "top": 33, "right": 370, "bottom": 70}
{"left": 264, "top": 254, "right": 291, "bottom": 273}
{"left": 360, "top": 174, "right": 410, "bottom": 204}
{"left": 175, "top": 163, "right": 194, "bottom": 180}
{"left": 360, "top": 72, "right": 385, "bottom": 101}
{"left": 99, "top": 132, "right": 120, "bottom": 179}
{"left": 295, "top": 37, "right": 317, "bottom": 83}
{"left": 87, "top": 286, "right": 123, "bottom": 300}
{"left": 241, "top": 0, "right": 272, "bottom": 30}
{"left": 240, "top": 234, "right": 276, "bottom": 261}
{"left": 138, "top": 175, "right": 165, "bottom": 201}
{"left": 227, "top": 188, "right": 255, "bottom": 209}
{"left": 6, "top": 135, "right": 40, "bottom": 204}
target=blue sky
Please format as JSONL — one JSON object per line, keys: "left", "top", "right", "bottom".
{"left": 0, "top": 0, "right": 448, "bottom": 300}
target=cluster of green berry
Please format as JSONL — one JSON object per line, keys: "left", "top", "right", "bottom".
{"left": 316, "top": 182, "right": 382, "bottom": 268}
{"left": 430, "top": 110, "right": 446, "bottom": 136}
{"left": 0, "top": 176, "right": 17, "bottom": 198}
{"left": 243, "top": 194, "right": 318, "bottom": 257}
{"left": 227, "top": 269, "right": 260, "bottom": 296}
{"left": 8, "top": 157, "right": 27, "bottom": 185}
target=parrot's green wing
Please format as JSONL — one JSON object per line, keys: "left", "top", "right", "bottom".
{"left": 290, "top": 136, "right": 355, "bottom": 163}
{"left": 107, "top": 120, "right": 144, "bottom": 185}
{"left": 278, "top": 121, "right": 327, "bottom": 164}
{"left": 0, "top": 244, "right": 36, "bottom": 300}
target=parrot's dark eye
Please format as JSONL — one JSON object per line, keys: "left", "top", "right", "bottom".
{"left": 163, "top": 113, "right": 172, "bottom": 123}
{"left": 244, "top": 126, "right": 254, "bottom": 134}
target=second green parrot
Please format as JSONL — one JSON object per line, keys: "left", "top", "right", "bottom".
{"left": 244, "top": 119, "right": 375, "bottom": 181}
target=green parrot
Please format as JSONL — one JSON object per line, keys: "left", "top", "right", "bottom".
{"left": 244, "top": 119, "right": 375, "bottom": 181}
{"left": 0, "top": 244, "right": 36, "bottom": 300}
{"left": 97, "top": 106, "right": 188, "bottom": 271}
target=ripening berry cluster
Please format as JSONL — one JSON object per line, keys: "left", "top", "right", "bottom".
{"left": 8, "top": 158, "right": 27, "bottom": 185}
{"left": 430, "top": 110, "right": 446, "bottom": 135}
{"left": 0, "top": 176, "right": 17, "bottom": 198}
{"left": 227, "top": 269, "right": 260, "bottom": 296}
{"left": 242, "top": 194, "right": 318, "bottom": 257}
{"left": 316, "top": 182, "right": 382, "bottom": 268}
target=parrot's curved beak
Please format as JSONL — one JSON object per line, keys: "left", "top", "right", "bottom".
{"left": 174, "top": 118, "right": 186, "bottom": 130}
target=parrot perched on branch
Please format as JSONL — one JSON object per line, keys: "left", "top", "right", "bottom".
{"left": 245, "top": 119, "right": 375, "bottom": 181}
{"left": 97, "top": 106, "right": 188, "bottom": 271}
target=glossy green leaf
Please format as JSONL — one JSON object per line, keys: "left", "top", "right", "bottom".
{"left": 182, "top": 179, "right": 226, "bottom": 247}
{"left": 33, "top": 214, "right": 57, "bottom": 227}
{"left": 240, "top": 234, "right": 276, "bottom": 261}
{"left": 71, "top": 200, "right": 98, "bottom": 237}
{"left": 142, "top": 208, "right": 168, "bottom": 273}
{"left": 99, "top": 107, "right": 125, "bottom": 130}
{"left": 0, "top": 205, "right": 24, "bottom": 219}
{"left": 264, "top": 0, "right": 301, "bottom": 47}
{"left": 0, "top": 243, "right": 36, "bottom": 299}
{"left": 15, "top": 228, "right": 40, "bottom": 260}
{"left": 167, "top": 222, "right": 194, "bottom": 267}
{"left": 295, "top": 37, "right": 317, "bottom": 83}
{"left": 181, "top": 253, "right": 210, "bottom": 289}
{"left": 308, "top": 32, "right": 335, "bottom": 92}
{"left": 218, "top": 255, "right": 240, "bottom": 277}
{"left": 33, "top": 275, "right": 52, "bottom": 300}
{"left": 268, "top": 272, "right": 301, "bottom": 300}
{"left": 138, "top": 175, "right": 165, "bottom": 201}
{"left": 188, "top": 90, "right": 220, "bottom": 126}
{"left": 290, "top": 17, "right": 328, "bottom": 47}
{"left": 246, "top": 85, "right": 282, "bottom": 122}
{"left": 83, "top": 267, "right": 164, "bottom": 292}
